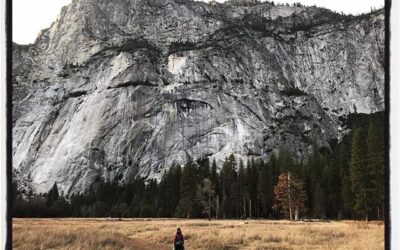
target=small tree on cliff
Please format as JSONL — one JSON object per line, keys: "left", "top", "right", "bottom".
{"left": 273, "top": 172, "right": 307, "bottom": 220}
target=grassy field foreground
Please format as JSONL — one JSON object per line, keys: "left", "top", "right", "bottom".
{"left": 13, "top": 218, "right": 384, "bottom": 250}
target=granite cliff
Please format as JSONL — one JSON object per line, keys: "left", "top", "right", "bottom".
{"left": 12, "top": 0, "right": 385, "bottom": 195}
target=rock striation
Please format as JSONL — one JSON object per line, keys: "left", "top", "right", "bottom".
{"left": 12, "top": 0, "right": 385, "bottom": 195}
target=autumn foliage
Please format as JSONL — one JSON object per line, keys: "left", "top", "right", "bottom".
{"left": 273, "top": 172, "right": 308, "bottom": 220}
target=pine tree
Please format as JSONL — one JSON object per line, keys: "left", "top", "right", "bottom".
{"left": 350, "top": 128, "right": 370, "bottom": 220}
{"left": 268, "top": 154, "right": 280, "bottom": 217}
{"left": 258, "top": 161, "right": 273, "bottom": 218}
{"left": 178, "top": 159, "right": 198, "bottom": 218}
{"left": 198, "top": 158, "right": 210, "bottom": 180}
{"left": 338, "top": 141, "right": 354, "bottom": 219}
{"left": 273, "top": 172, "right": 307, "bottom": 220}
{"left": 220, "top": 154, "right": 237, "bottom": 218}
{"left": 46, "top": 182, "right": 59, "bottom": 208}
{"left": 238, "top": 159, "right": 247, "bottom": 218}
{"left": 268, "top": 154, "right": 279, "bottom": 184}
{"left": 367, "top": 120, "right": 384, "bottom": 220}
{"left": 141, "top": 179, "right": 158, "bottom": 217}
{"left": 158, "top": 164, "right": 182, "bottom": 217}
{"left": 321, "top": 161, "right": 341, "bottom": 219}
{"left": 196, "top": 178, "right": 216, "bottom": 219}
{"left": 209, "top": 158, "right": 221, "bottom": 219}
{"left": 312, "top": 181, "right": 325, "bottom": 219}
{"left": 210, "top": 158, "right": 219, "bottom": 192}
{"left": 277, "top": 149, "right": 293, "bottom": 173}
{"left": 246, "top": 159, "right": 259, "bottom": 217}
{"left": 303, "top": 146, "right": 326, "bottom": 217}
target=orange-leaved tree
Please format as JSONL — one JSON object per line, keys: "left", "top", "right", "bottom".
{"left": 273, "top": 172, "right": 307, "bottom": 220}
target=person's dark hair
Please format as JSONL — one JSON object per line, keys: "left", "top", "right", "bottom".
{"left": 177, "top": 228, "right": 181, "bottom": 233}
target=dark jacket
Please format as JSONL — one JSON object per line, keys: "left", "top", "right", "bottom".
{"left": 173, "top": 232, "right": 184, "bottom": 246}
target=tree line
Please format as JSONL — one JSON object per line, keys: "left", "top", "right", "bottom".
{"left": 13, "top": 112, "right": 384, "bottom": 220}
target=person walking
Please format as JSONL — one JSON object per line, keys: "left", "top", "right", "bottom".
{"left": 173, "top": 228, "right": 185, "bottom": 250}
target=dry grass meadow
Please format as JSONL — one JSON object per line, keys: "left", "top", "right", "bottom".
{"left": 13, "top": 218, "right": 384, "bottom": 250}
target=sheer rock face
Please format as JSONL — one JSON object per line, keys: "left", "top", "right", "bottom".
{"left": 12, "top": 0, "right": 384, "bottom": 195}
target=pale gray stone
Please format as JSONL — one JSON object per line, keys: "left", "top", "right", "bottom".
{"left": 12, "top": 0, "right": 384, "bottom": 195}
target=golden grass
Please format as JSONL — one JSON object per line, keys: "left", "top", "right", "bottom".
{"left": 13, "top": 218, "right": 384, "bottom": 250}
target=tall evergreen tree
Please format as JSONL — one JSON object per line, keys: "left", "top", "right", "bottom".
{"left": 209, "top": 158, "right": 221, "bottom": 218}
{"left": 158, "top": 164, "right": 182, "bottom": 217}
{"left": 46, "top": 182, "right": 59, "bottom": 208}
{"left": 350, "top": 128, "right": 370, "bottom": 220}
{"left": 198, "top": 158, "right": 210, "bottom": 180}
{"left": 196, "top": 178, "right": 216, "bottom": 219}
{"left": 210, "top": 158, "right": 219, "bottom": 192}
{"left": 303, "top": 146, "right": 327, "bottom": 217}
{"left": 268, "top": 153, "right": 279, "bottom": 184}
{"left": 277, "top": 149, "right": 293, "bottom": 173}
{"left": 246, "top": 159, "right": 259, "bottom": 217}
{"left": 238, "top": 159, "right": 247, "bottom": 218}
{"left": 220, "top": 154, "right": 237, "bottom": 218}
{"left": 140, "top": 179, "right": 158, "bottom": 217}
{"left": 268, "top": 154, "right": 280, "bottom": 217}
{"left": 321, "top": 161, "right": 341, "bottom": 219}
{"left": 338, "top": 140, "right": 354, "bottom": 219}
{"left": 177, "top": 159, "right": 199, "bottom": 218}
{"left": 258, "top": 161, "right": 273, "bottom": 218}
{"left": 367, "top": 120, "right": 384, "bottom": 220}
{"left": 312, "top": 181, "right": 325, "bottom": 219}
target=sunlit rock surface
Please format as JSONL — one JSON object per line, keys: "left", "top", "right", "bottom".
{"left": 12, "top": 0, "right": 384, "bottom": 195}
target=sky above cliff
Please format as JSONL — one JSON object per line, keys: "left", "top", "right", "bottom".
{"left": 13, "top": 0, "right": 384, "bottom": 45}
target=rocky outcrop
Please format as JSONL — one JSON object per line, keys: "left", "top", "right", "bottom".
{"left": 12, "top": 0, "right": 385, "bottom": 195}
